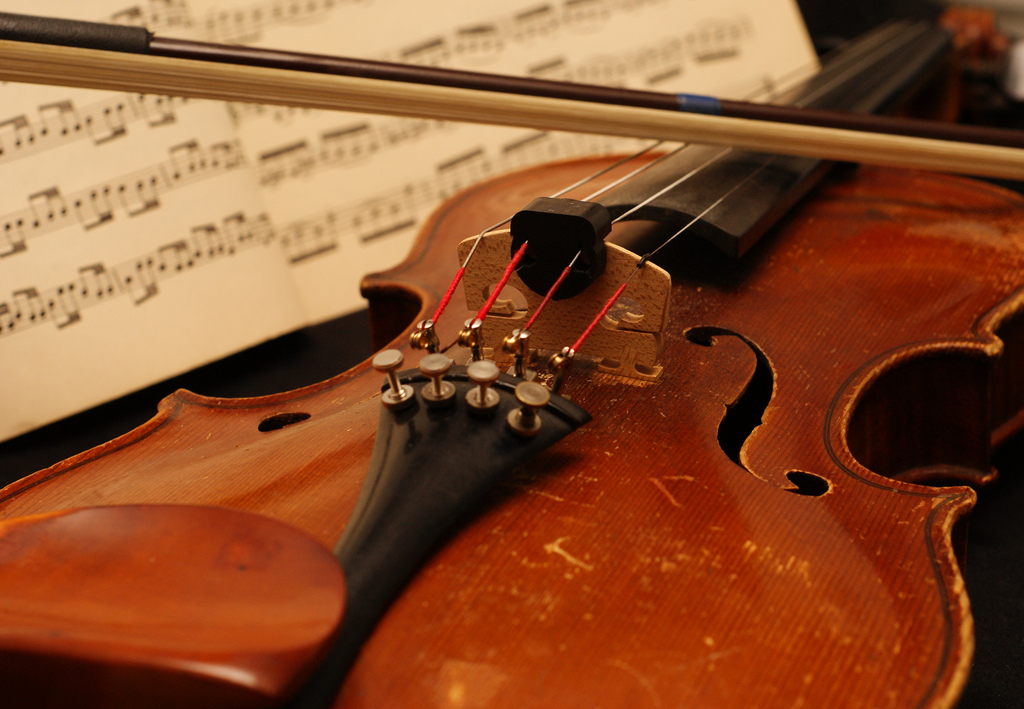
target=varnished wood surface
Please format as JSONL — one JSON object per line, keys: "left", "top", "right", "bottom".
{"left": 0, "top": 505, "right": 345, "bottom": 709}
{"left": 2, "top": 159, "right": 1024, "bottom": 706}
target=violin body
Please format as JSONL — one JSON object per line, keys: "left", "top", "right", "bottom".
{"left": 3, "top": 157, "right": 1024, "bottom": 708}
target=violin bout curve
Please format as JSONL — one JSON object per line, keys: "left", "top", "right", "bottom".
{"left": 0, "top": 505, "right": 345, "bottom": 709}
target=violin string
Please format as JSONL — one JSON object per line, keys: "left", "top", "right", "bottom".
{"left": 451, "top": 43, "right": 840, "bottom": 323}
{"left": 522, "top": 252, "right": 579, "bottom": 331}
{"left": 512, "top": 146, "right": 731, "bottom": 335}
{"left": 434, "top": 27, "right": 904, "bottom": 362}
{"left": 503, "top": 54, "right": 817, "bottom": 341}
{"left": 549, "top": 140, "right": 668, "bottom": 200}
{"left": 642, "top": 160, "right": 775, "bottom": 262}
{"left": 577, "top": 22, "right": 921, "bottom": 270}
{"left": 566, "top": 157, "right": 773, "bottom": 360}
{"left": 473, "top": 63, "right": 815, "bottom": 352}
{"left": 474, "top": 242, "right": 529, "bottom": 322}
{"left": 600, "top": 28, "right": 914, "bottom": 271}
{"left": 720, "top": 21, "right": 904, "bottom": 110}
{"left": 587, "top": 30, "right": 907, "bottom": 261}
{"left": 609, "top": 147, "right": 734, "bottom": 225}
{"left": 579, "top": 144, "right": 687, "bottom": 202}
{"left": 430, "top": 139, "right": 671, "bottom": 325}
{"left": 457, "top": 140, "right": 668, "bottom": 271}
{"left": 791, "top": 22, "right": 929, "bottom": 109}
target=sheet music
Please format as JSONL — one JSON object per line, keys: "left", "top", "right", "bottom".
{"left": 195, "top": 0, "right": 818, "bottom": 322}
{"left": 0, "top": 0, "right": 817, "bottom": 441}
{"left": 0, "top": 0, "right": 306, "bottom": 440}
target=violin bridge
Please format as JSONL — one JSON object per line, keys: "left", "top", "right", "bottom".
{"left": 458, "top": 230, "right": 671, "bottom": 381}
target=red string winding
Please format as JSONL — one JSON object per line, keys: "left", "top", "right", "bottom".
{"left": 475, "top": 242, "right": 529, "bottom": 322}
{"left": 431, "top": 266, "right": 466, "bottom": 323}
{"left": 571, "top": 281, "right": 628, "bottom": 353}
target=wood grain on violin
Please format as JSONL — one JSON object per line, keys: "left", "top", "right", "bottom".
{"left": 3, "top": 155, "right": 1024, "bottom": 707}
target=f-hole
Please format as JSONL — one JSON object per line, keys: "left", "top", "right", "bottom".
{"left": 259, "top": 412, "right": 311, "bottom": 432}
{"left": 786, "top": 471, "right": 830, "bottom": 496}
{"left": 686, "top": 327, "right": 774, "bottom": 466}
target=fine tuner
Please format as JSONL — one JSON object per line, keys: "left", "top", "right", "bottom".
{"left": 407, "top": 355, "right": 551, "bottom": 434}
{"left": 372, "top": 349, "right": 556, "bottom": 437}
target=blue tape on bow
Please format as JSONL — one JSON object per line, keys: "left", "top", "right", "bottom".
{"left": 676, "top": 93, "right": 722, "bottom": 115}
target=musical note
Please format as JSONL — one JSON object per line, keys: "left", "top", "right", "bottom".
{"left": 377, "top": 119, "right": 447, "bottom": 146}
{"left": 562, "top": 0, "right": 612, "bottom": 27}
{"left": 528, "top": 57, "right": 572, "bottom": 81}
{"left": 0, "top": 212, "right": 274, "bottom": 337}
{"left": 434, "top": 148, "right": 492, "bottom": 200}
{"left": 222, "top": 210, "right": 274, "bottom": 249}
{"left": 119, "top": 176, "right": 161, "bottom": 217}
{"left": 280, "top": 213, "right": 340, "bottom": 264}
{"left": 276, "top": 129, "right": 633, "bottom": 265}
{"left": 189, "top": 224, "right": 223, "bottom": 261}
{"left": 0, "top": 141, "right": 246, "bottom": 256}
{"left": 501, "top": 131, "right": 550, "bottom": 159}
{"left": 224, "top": 102, "right": 314, "bottom": 128}
{"left": 690, "top": 18, "right": 751, "bottom": 63}
{"left": 0, "top": 115, "right": 35, "bottom": 159}
{"left": 0, "top": 289, "right": 49, "bottom": 333}
{"left": 156, "top": 240, "right": 192, "bottom": 274}
{"left": 400, "top": 37, "right": 450, "bottom": 67}
{"left": 512, "top": 4, "right": 559, "bottom": 41}
{"left": 50, "top": 283, "right": 82, "bottom": 328}
{"left": 138, "top": 94, "right": 179, "bottom": 127}
{"left": 87, "top": 100, "right": 129, "bottom": 145}
{"left": 320, "top": 123, "right": 378, "bottom": 163}
{"left": 75, "top": 187, "right": 115, "bottom": 230}
{"left": 37, "top": 100, "right": 81, "bottom": 141}
{"left": 199, "top": 0, "right": 349, "bottom": 44}
{"left": 1, "top": 219, "right": 27, "bottom": 259}
{"left": 257, "top": 140, "right": 316, "bottom": 186}
{"left": 117, "top": 255, "right": 160, "bottom": 304}
{"left": 0, "top": 94, "right": 187, "bottom": 166}
{"left": 254, "top": 118, "right": 449, "bottom": 188}
{"left": 646, "top": 65, "right": 683, "bottom": 86}
{"left": 78, "top": 263, "right": 118, "bottom": 303}
{"left": 453, "top": 24, "right": 504, "bottom": 63}
{"left": 27, "top": 187, "right": 69, "bottom": 233}
{"left": 108, "top": 0, "right": 192, "bottom": 31}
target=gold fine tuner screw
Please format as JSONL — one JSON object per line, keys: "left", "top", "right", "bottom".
{"left": 372, "top": 349, "right": 415, "bottom": 410}
{"left": 410, "top": 319, "right": 440, "bottom": 353}
{"left": 502, "top": 328, "right": 531, "bottom": 379}
{"left": 458, "top": 318, "right": 484, "bottom": 361}
{"left": 465, "top": 359, "right": 500, "bottom": 411}
{"left": 547, "top": 347, "right": 574, "bottom": 394}
{"left": 507, "top": 381, "right": 549, "bottom": 437}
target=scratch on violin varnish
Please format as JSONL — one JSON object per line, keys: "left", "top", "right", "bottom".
{"left": 648, "top": 477, "right": 682, "bottom": 507}
{"left": 510, "top": 549, "right": 551, "bottom": 570}
{"left": 741, "top": 541, "right": 812, "bottom": 586}
{"left": 435, "top": 659, "right": 508, "bottom": 708}
{"left": 607, "top": 659, "right": 662, "bottom": 707}
{"left": 544, "top": 536, "right": 593, "bottom": 571}
{"left": 504, "top": 483, "right": 565, "bottom": 502}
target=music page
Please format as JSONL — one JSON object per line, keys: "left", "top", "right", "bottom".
{"left": 0, "top": 0, "right": 817, "bottom": 441}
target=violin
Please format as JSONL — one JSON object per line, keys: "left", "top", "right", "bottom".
{"left": 1, "top": 13, "right": 1024, "bottom": 709}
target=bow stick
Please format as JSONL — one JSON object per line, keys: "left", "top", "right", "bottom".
{"left": 3, "top": 12, "right": 1024, "bottom": 179}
